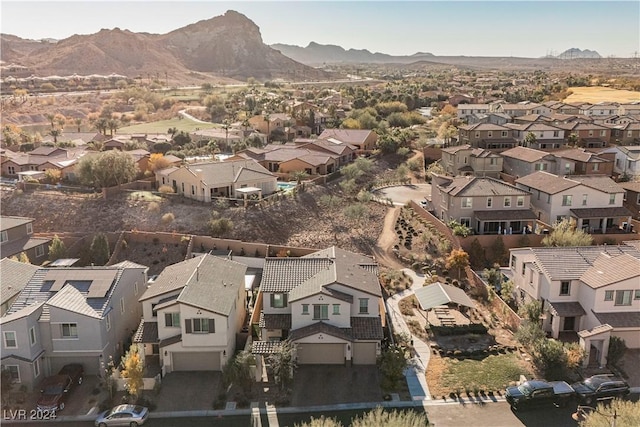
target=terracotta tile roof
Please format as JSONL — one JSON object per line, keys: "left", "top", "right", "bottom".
{"left": 580, "top": 253, "right": 640, "bottom": 288}
{"left": 567, "top": 175, "right": 624, "bottom": 194}
{"left": 592, "top": 311, "right": 640, "bottom": 328}
{"left": 515, "top": 171, "right": 578, "bottom": 194}
{"left": 0, "top": 258, "right": 39, "bottom": 305}
{"left": 350, "top": 316, "right": 384, "bottom": 340}
{"left": 438, "top": 176, "right": 528, "bottom": 197}
{"left": 259, "top": 313, "right": 291, "bottom": 329}
{"left": 501, "top": 146, "right": 554, "bottom": 163}
{"left": 547, "top": 301, "right": 586, "bottom": 317}
{"left": 289, "top": 321, "right": 352, "bottom": 342}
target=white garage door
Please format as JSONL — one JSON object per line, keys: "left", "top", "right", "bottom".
{"left": 172, "top": 352, "right": 221, "bottom": 371}
{"left": 297, "top": 343, "right": 344, "bottom": 365}
{"left": 352, "top": 342, "right": 377, "bottom": 365}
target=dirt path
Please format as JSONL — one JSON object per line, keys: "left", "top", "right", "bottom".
{"left": 371, "top": 206, "right": 405, "bottom": 270}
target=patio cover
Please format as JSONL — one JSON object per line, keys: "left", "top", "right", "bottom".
{"left": 474, "top": 209, "right": 537, "bottom": 221}
{"left": 569, "top": 206, "right": 634, "bottom": 219}
{"left": 235, "top": 187, "right": 262, "bottom": 194}
{"left": 414, "top": 282, "right": 476, "bottom": 311}
{"left": 546, "top": 301, "right": 586, "bottom": 317}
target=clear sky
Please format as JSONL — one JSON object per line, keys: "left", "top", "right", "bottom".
{"left": 2, "top": 1, "right": 638, "bottom": 58}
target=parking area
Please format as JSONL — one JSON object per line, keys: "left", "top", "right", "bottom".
{"left": 373, "top": 184, "right": 431, "bottom": 206}
{"left": 153, "top": 371, "right": 222, "bottom": 411}
{"left": 291, "top": 365, "right": 383, "bottom": 407}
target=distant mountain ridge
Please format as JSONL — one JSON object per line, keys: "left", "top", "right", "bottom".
{"left": 0, "top": 10, "right": 331, "bottom": 82}
{"left": 271, "top": 42, "right": 435, "bottom": 65}
{"left": 556, "top": 48, "right": 602, "bottom": 59}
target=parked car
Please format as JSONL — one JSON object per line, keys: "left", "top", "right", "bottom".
{"left": 58, "top": 363, "right": 84, "bottom": 386}
{"left": 36, "top": 375, "right": 74, "bottom": 411}
{"left": 572, "top": 374, "right": 630, "bottom": 405}
{"left": 94, "top": 405, "right": 149, "bottom": 427}
{"left": 506, "top": 379, "right": 575, "bottom": 411}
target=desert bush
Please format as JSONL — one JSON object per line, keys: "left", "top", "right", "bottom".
{"left": 161, "top": 212, "right": 175, "bottom": 224}
{"left": 148, "top": 201, "right": 160, "bottom": 212}
{"left": 158, "top": 185, "right": 174, "bottom": 194}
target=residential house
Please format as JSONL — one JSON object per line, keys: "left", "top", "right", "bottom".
{"left": 155, "top": 159, "right": 277, "bottom": 202}
{"left": 610, "top": 123, "right": 640, "bottom": 145}
{"left": 189, "top": 128, "right": 246, "bottom": 150}
{"left": 552, "top": 148, "right": 613, "bottom": 176}
{"left": 503, "top": 123, "right": 566, "bottom": 149}
{"left": 599, "top": 145, "right": 640, "bottom": 179}
{"left": 0, "top": 258, "right": 38, "bottom": 316}
{"left": 618, "top": 103, "right": 640, "bottom": 116}
{"left": 430, "top": 174, "right": 536, "bottom": 235}
{"left": 440, "top": 145, "right": 503, "bottom": 178}
{"left": 466, "top": 112, "right": 512, "bottom": 126}
{"left": 248, "top": 113, "right": 294, "bottom": 137}
{"left": 318, "top": 129, "right": 378, "bottom": 152}
{"left": 501, "top": 102, "right": 551, "bottom": 118}
{"left": 0, "top": 216, "right": 50, "bottom": 263}
{"left": 1, "top": 146, "right": 87, "bottom": 181}
{"left": 457, "top": 123, "right": 518, "bottom": 152}
{"left": 619, "top": 181, "right": 640, "bottom": 220}
{"left": 554, "top": 123, "right": 611, "bottom": 148}
{"left": 501, "top": 146, "right": 557, "bottom": 178}
{"left": 508, "top": 244, "right": 640, "bottom": 366}
{"left": 251, "top": 247, "right": 384, "bottom": 369}
{"left": 515, "top": 172, "right": 632, "bottom": 231}
{"left": 580, "top": 103, "right": 620, "bottom": 117}
{"left": 134, "top": 255, "right": 247, "bottom": 374}
{"left": 0, "top": 261, "right": 148, "bottom": 390}
{"left": 456, "top": 104, "right": 491, "bottom": 121}
{"left": 543, "top": 101, "right": 580, "bottom": 115}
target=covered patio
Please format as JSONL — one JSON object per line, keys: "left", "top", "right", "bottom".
{"left": 570, "top": 207, "right": 634, "bottom": 234}
{"left": 543, "top": 301, "right": 586, "bottom": 340}
{"left": 473, "top": 209, "right": 537, "bottom": 235}
{"left": 414, "top": 282, "right": 476, "bottom": 326}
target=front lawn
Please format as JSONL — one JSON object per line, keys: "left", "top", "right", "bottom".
{"left": 428, "top": 353, "right": 531, "bottom": 397}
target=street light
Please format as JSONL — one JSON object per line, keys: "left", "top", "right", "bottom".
{"left": 572, "top": 404, "right": 617, "bottom": 427}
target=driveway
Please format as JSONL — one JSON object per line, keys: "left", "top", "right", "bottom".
{"left": 291, "top": 366, "right": 382, "bottom": 406}
{"left": 154, "top": 372, "right": 222, "bottom": 411}
{"left": 373, "top": 184, "right": 431, "bottom": 206}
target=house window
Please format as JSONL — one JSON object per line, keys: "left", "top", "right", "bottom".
{"left": 635, "top": 289, "right": 640, "bottom": 300}
{"left": 604, "top": 290, "right": 614, "bottom": 301}
{"left": 553, "top": 131, "right": 559, "bottom": 137}
{"left": 490, "top": 157, "right": 497, "bottom": 165}
{"left": 120, "top": 298, "right": 125, "bottom": 314}
{"left": 26, "top": 223, "right": 33, "bottom": 234}
{"left": 510, "top": 255, "right": 516, "bottom": 269}
{"left": 461, "top": 198, "right": 472, "bottom": 208}
{"left": 565, "top": 163, "right": 571, "bottom": 174}
{"left": 302, "top": 304, "right": 309, "bottom": 315}
{"left": 271, "top": 293, "right": 288, "bottom": 309}
{"left": 61, "top": 323, "right": 78, "bottom": 338}
{"left": 560, "top": 281, "right": 570, "bottom": 296}
{"left": 313, "top": 304, "right": 329, "bottom": 320}
{"left": 106, "top": 313, "right": 111, "bottom": 331}
{"left": 29, "top": 327, "right": 37, "bottom": 346}
{"left": 181, "top": 183, "right": 185, "bottom": 193}
{"left": 521, "top": 262, "right": 525, "bottom": 275}
{"left": 359, "top": 298, "right": 369, "bottom": 314}
{"left": 3, "top": 331, "right": 17, "bottom": 348}
{"left": 501, "top": 131, "right": 508, "bottom": 137}
{"left": 35, "top": 245, "right": 45, "bottom": 258}
{"left": 488, "top": 131, "right": 493, "bottom": 138}
{"left": 33, "top": 358, "right": 40, "bottom": 378}
{"left": 0, "top": 231, "right": 6, "bottom": 243}
{"left": 487, "top": 197, "right": 493, "bottom": 208}
{"left": 475, "top": 132, "right": 480, "bottom": 138}
{"left": 535, "top": 163, "right": 546, "bottom": 171}
{"left": 504, "top": 197, "right": 511, "bottom": 207}
{"left": 134, "top": 282, "right": 139, "bottom": 295}
{"left": 593, "top": 163, "right": 599, "bottom": 172}
{"left": 8, "top": 166, "right": 15, "bottom": 175}
{"left": 189, "top": 318, "right": 214, "bottom": 333}
{"left": 637, "top": 194, "right": 640, "bottom": 205}
{"left": 191, "top": 185, "right": 195, "bottom": 195}
{"left": 460, "top": 218, "right": 471, "bottom": 227}
{"left": 547, "top": 194, "right": 551, "bottom": 203}
{"left": 516, "top": 196, "right": 524, "bottom": 207}
{"left": 615, "top": 290, "right": 632, "bottom": 306}
{"left": 582, "top": 194, "right": 588, "bottom": 206}
{"left": 332, "top": 304, "right": 340, "bottom": 315}
{"left": 562, "top": 195, "right": 572, "bottom": 206}
{"left": 165, "top": 312, "right": 180, "bottom": 327}
{"left": 5, "top": 366, "right": 20, "bottom": 383}
{"left": 609, "top": 194, "right": 616, "bottom": 205}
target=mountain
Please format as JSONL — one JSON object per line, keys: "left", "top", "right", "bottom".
{"left": 0, "top": 11, "right": 331, "bottom": 82}
{"left": 556, "top": 48, "right": 602, "bottom": 59}
{"left": 271, "top": 42, "right": 435, "bottom": 65}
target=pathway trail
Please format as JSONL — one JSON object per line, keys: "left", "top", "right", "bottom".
{"left": 371, "top": 206, "right": 404, "bottom": 270}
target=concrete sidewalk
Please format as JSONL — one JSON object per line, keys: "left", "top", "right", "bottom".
{"left": 385, "top": 268, "right": 432, "bottom": 400}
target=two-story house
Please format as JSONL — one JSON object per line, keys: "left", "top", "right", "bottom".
{"left": 501, "top": 146, "right": 557, "bottom": 178}
{"left": 620, "top": 181, "right": 640, "bottom": 220}
{"left": 155, "top": 159, "right": 277, "bottom": 202}
{"left": 508, "top": 243, "right": 640, "bottom": 366}
{"left": 599, "top": 145, "right": 640, "bottom": 179}
{"left": 430, "top": 174, "right": 536, "bottom": 235}
{"left": 552, "top": 148, "right": 613, "bottom": 177}
{"left": 515, "top": 172, "right": 632, "bottom": 231}
{"left": 440, "top": 145, "right": 503, "bottom": 178}
{"left": 457, "top": 123, "right": 518, "bottom": 152}
{"left": 135, "top": 255, "right": 247, "bottom": 374}
{"left": 503, "top": 123, "right": 566, "bottom": 149}
{"left": 0, "top": 216, "right": 50, "bottom": 263}
{"left": 251, "top": 247, "right": 384, "bottom": 371}
{"left": 0, "top": 261, "right": 147, "bottom": 390}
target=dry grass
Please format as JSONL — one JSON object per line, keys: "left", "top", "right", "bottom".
{"left": 563, "top": 86, "right": 640, "bottom": 103}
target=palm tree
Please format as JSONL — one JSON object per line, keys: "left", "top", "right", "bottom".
{"left": 267, "top": 340, "right": 296, "bottom": 392}
{"left": 49, "top": 128, "right": 61, "bottom": 144}
{"left": 45, "top": 113, "right": 55, "bottom": 129}
{"left": 291, "top": 170, "right": 309, "bottom": 184}
{"left": 263, "top": 113, "right": 271, "bottom": 144}
{"left": 167, "top": 127, "right": 178, "bottom": 140}
{"left": 107, "top": 119, "right": 121, "bottom": 136}
{"left": 222, "top": 119, "right": 231, "bottom": 151}
{"left": 95, "top": 118, "right": 109, "bottom": 136}
{"left": 74, "top": 118, "right": 83, "bottom": 133}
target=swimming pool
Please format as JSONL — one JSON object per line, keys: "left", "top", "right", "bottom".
{"left": 277, "top": 182, "right": 297, "bottom": 191}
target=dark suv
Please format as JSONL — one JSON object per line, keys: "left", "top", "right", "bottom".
{"left": 572, "top": 374, "right": 630, "bottom": 405}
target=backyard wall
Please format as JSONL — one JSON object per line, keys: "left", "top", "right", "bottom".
{"left": 102, "top": 178, "right": 156, "bottom": 199}
{"left": 469, "top": 270, "right": 522, "bottom": 331}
